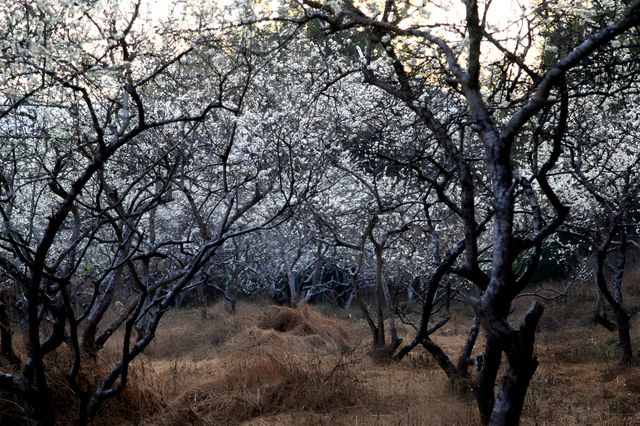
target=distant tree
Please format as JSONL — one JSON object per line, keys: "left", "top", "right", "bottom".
{"left": 561, "top": 91, "right": 640, "bottom": 362}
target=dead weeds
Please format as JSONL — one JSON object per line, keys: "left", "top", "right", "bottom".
{"left": 4, "top": 299, "right": 640, "bottom": 425}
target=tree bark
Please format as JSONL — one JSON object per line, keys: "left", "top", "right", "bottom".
{"left": 82, "top": 270, "right": 120, "bottom": 355}
{"left": 0, "top": 297, "right": 19, "bottom": 365}
{"left": 611, "top": 247, "right": 632, "bottom": 361}
{"left": 224, "top": 276, "right": 238, "bottom": 313}
{"left": 287, "top": 271, "right": 298, "bottom": 308}
{"left": 373, "top": 246, "right": 386, "bottom": 350}
{"left": 23, "top": 388, "right": 56, "bottom": 426}
{"left": 474, "top": 337, "right": 502, "bottom": 425}
{"left": 394, "top": 240, "right": 465, "bottom": 361}
{"left": 489, "top": 303, "right": 544, "bottom": 426}
{"left": 382, "top": 275, "right": 401, "bottom": 352}
{"left": 595, "top": 245, "right": 633, "bottom": 362}
{"left": 616, "top": 309, "right": 632, "bottom": 362}
{"left": 457, "top": 316, "right": 480, "bottom": 374}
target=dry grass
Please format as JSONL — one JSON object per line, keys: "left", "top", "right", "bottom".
{"left": 161, "top": 352, "right": 365, "bottom": 425}
{"left": 3, "top": 291, "right": 640, "bottom": 425}
{"left": 121, "top": 299, "right": 640, "bottom": 425}
{"left": 143, "top": 303, "right": 263, "bottom": 360}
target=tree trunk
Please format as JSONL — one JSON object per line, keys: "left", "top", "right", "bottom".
{"left": 269, "top": 277, "right": 279, "bottom": 304}
{"left": 593, "top": 288, "right": 616, "bottom": 331}
{"left": 0, "top": 298, "right": 19, "bottom": 365}
{"left": 457, "top": 316, "right": 480, "bottom": 375}
{"left": 224, "top": 276, "right": 238, "bottom": 313}
{"left": 373, "top": 248, "right": 386, "bottom": 350}
{"left": 24, "top": 388, "right": 56, "bottom": 426}
{"left": 344, "top": 290, "right": 354, "bottom": 309}
{"left": 302, "top": 245, "right": 323, "bottom": 304}
{"left": 349, "top": 272, "right": 377, "bottom": 346}
{"left": 489, "top": 303, "right": 543, "bottom": 426}
{"left": 287, "top": 271, "right": 298, "bottom": 308}
{"left": 406, "top": 276, "right": 416, "bottom": 308}
{"left": 594, "top": 246, "right": 633, "bottom": 362}
{"left": 616, "top": 311, "right": 632, "bottom": 362}
{"left": 394, "top": 240, "right": 465, "bottom": 361}
{"left": 421, "top": 338, "right": 458, "bottom": 378}
{"left": 382, "top": 275, "right": 401, "bottom": 351}
{"left": 83, "top": 270, "right": 120, "bottom": 355}
{"left": 77, "top": 399, "right": 90, "bottom": 426}
{"left": 474, "top": 337, "right": 502, "bottom": 425}
{"left": 611, "top": 248, "right": 632, "bottom": 361}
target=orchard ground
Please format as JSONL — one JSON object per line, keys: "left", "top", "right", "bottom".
{"left": 2, "top": 279, "right": 640, "bottom": 425}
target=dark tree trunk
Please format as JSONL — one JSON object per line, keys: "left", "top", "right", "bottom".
{"left": 373, "top": 247, "right": 386, "bottom": 350}
{"left": 421, "top": 338, "right": 459, "bottom": 378}
{"left": 349, "top": 272, "right": 378, "bottom": 350}
{"left": 611, "top": 245, "right": 632, "bottom": 361}
{"left": 394, "top": 240, "right": 465, "bottom": 361}
{"left": 77, "top": 401, "right": 90, "bottom": 426}
{"left": 24, "top": 389, "right": 56, "bottom": 426}
{"left": 616, "top": 310, "right": 632, "bottom": 362}
{"left": 373, "top": 326, "right": 385, "bottom": 351}
{"left": 0, "top": 298, "right": 19, "bottom": 365}
{"left": 489, "top": 303, "right": 543, "bottom": 426}
{"left": 594, "top": 244, "right": 633, "bottom": 362}
{"left": 456, "top": 317, "right": 480, "bottom": 374}
{"left": 224, "top": 277, "right": 238, "bottom": 313}
{"left": 83, "top": 272, "right": 119, "bottom": 355}
{"left": 593, "top": 289, "right": 616, "bottom": 331}
{"left": 381, "top": 275, "right": 401, "bottom": 352}
{"left": 474, "top": 337, "right": 502, "bottom": 425}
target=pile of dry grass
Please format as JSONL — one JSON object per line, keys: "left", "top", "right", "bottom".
{"left": 220, "top": 304, "right": 352, "bottom": 357}
{"left": 254, "top": 304, "right": 349, "bottom": 351}
{"left": 150, "top": 351, "right": 365, "bottom": 425}
{"left": 143, "top": 303, "right": 262, "bottom": 361}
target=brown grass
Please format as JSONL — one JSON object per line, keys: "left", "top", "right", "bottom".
{"left": 4, "top": 291, "right": 640, "bottom": 425}
{"left": 256, "top": 304, "right": 350, "bottom": 349}
{"left": 161, "top": 352, "right": 365, "bottom": 425}
{"left": 143, "top": 303, "right": 262, "bottom": 360}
